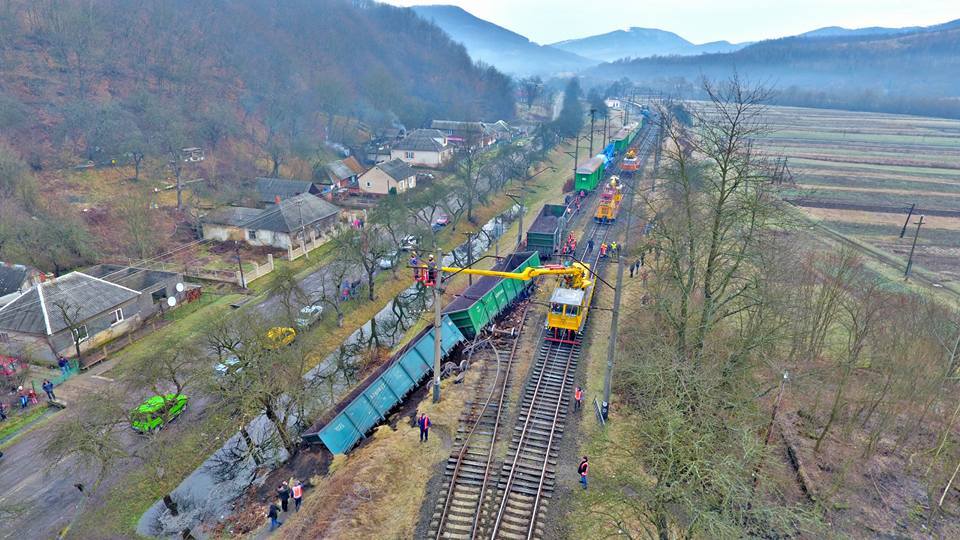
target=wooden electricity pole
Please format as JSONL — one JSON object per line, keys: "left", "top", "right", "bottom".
{"left": 904, "top": 215, "right": 925, "bottom": 280}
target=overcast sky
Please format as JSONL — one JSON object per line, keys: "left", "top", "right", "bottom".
{"left": 384, "top": 0, "right": 958, "bottom": 44}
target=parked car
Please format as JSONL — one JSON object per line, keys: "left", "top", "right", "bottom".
{"left": 435, "top": 215, "right": 450, "bottom": 226}
{"left": 296, "top": 305, "right": 324, "bottom": 329}
{"left": 265, "top": 326, "right": 297, "bottom": 349}
{"left": 379, "top": 250, "right": 399, "bottom": 269}
{"left": 130, "top": 394, "right": 188, "bottom": 433}
{"left": 214, "top": 355, "right": 241, "bottom": 376}
{"left": 399, "top": 235, "right": 419, "bottom": 251}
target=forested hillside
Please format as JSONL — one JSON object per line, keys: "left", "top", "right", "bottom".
{"left": 0, "top": 0, "right": 514, "bottom": 170}
{"left": 590, "top": 24, "right": 960, "bottom": 118}
{"left": 0, "top": 0, "right": 515, "bottom": 274}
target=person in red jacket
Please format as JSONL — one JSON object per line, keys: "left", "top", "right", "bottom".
{"left": 418, "top": 412, "right": 431, "bottom": 442}
{"left": 574, "top": 386, "right": 583, "bottom": 411}
{"left": 578, "top": 456, "right": 589, "bottom": 490}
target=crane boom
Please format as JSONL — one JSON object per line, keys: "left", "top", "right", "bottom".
{"left": 439, "top": 262, "right": 592, "bottom": 289}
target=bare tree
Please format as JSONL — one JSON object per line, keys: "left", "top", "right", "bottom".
{"left": 51, "top": 298, "right": 85, "bottom": 365}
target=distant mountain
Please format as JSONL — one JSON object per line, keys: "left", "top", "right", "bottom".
{"left": 587, "top": 25, "right": 960, "bottom": 117}
{"left": 551, "top": 27, "right": 749, "bottom": 62}
{"left": 411, "top": 5, "right": 596, "bottom": 76}
{"left": 798, "top": 18, "right": 960, "bottom": 38}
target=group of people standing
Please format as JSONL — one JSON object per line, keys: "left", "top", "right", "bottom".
{"left": 266, "top": 479, "right": 305, "bottom": 531}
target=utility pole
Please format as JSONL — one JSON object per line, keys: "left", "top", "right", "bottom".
{"left": 234, "top": 241, "right": 247, "bottom": 289}
{"left": 602, "top": 112, "right": 609, "bottom": 149}
{"left": 432, "top": 247, "right": 443, "bottom": 403}
{"left": 572, "top": 133, "right": 580, "bottom": 182}
{"left": 297, "top": 198, "right": 308, "bottom": 259}
{"left": 588, "top": 108, "right": 597, "bottom": 156}
{"left": 900, "top": 203, "right": 916, "bottom": 238}
{"left": 462, "top": 231, "right": 474, "bottom": 285}
{"left": 904, "top": 215, "right": 925, "bottom": 280}
{"left": 602, "top": 151, "right": 639, "bottom": 418}
{"left": 169, "top": 149, "right": 184, "bottom": 212}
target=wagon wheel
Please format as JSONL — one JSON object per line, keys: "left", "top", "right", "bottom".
{"left": 441, "top": 362, "right": 458, "bottom": 378}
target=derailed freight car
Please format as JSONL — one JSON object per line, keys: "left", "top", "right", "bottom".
{"left": 303, "top": 251, "right": 541, "bottom": 455}
{"left": 301, "top": 316, "right": 465, "bottom": 454}
{"left": 443, "top": 251, "right": 541, "bottom": 338}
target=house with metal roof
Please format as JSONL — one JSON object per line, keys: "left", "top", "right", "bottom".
{"left": 319, "top": 157, "right": 366, "bottom": 189}
{"left": 256, "top": 177, "right": 324, "bottom": 206}
{"left": 201, "top": 193, "right": 342, "bottom": 250}
{"left": 0, "top": 263, "right": 41, "bottom": 307}
{"left": 0, "top": 272, "right": 145, "bottom": 363}
{"left": 357, "top": 158, "right": 417, "bottom": 195}
{"left": 430, "top": 120, "right": 496, "bottom": 147}
{"left": 391, "top": 129, "right": 454, "bottom": 168}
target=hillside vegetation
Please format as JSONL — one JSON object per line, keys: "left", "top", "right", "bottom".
{"left": 0, "top": 0, "right": 514, "bottom": 170}
{"left": 0, "top": 0, "right": 515, "bottom": 272}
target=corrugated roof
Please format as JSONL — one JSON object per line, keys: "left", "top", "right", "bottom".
{"left": 0, "top": 272, "right": 139, "bottom": 336}
{"left": 255, "top": 177, "right": 315, "bottom": 203}
{"left": 254, "top": 194, "right": 341, "bottom": 233}
{"left": 0, "top": 264, "right": 30, "bottom": 297}
{"left": 394, "top": 129, "right": 447, "bottom": 152}
{"left": 323, "top": 157, "right": 365, "bottom": 183}
{"left": 576, "top": 156, "right": 605, "bottom": 175}
{"left": 201, "top": 206, "right": 263, "bottom": 228}
{"left": 375, "top": 159, "right": 416, "bottom": 182}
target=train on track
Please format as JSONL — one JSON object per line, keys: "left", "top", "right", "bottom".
{"left": 574, "top": 119, "right": 643, "bottom": 193}
{"left": 594, "top": 176, "right": 623, "bottom": 223}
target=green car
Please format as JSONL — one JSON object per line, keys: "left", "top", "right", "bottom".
{"left": 130, "top": 394, "right": 188, "bottom": 433}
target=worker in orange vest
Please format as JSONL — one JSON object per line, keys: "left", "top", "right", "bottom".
{"left": 600, "top": 243, "right": 608, "bottom": 258}
{"left": 574, "top": 386, "right": 583, "bottom": 411}
{"left": 291, "top": 479, "right": 304, "bottom": 512}
{"left": 418, "top": 412, "right": 431, "bottom": 442}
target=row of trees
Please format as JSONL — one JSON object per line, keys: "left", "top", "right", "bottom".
{"left": 583, "top": 77, "right": 960, "bottom": 538}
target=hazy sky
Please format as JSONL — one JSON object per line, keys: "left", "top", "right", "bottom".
{"left": 385, "top": 0, "right": 958, "bottom": 44}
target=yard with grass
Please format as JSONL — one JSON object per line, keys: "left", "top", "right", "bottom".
{"left": 758, "top": 105, "right": 960, "bottom": 285}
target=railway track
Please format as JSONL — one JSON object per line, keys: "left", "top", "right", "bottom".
{"left": 429, "top": 124, "right": 656, "bottom": 540}
{"left": 430, "top": 304, "right": 531, "bottom": 539}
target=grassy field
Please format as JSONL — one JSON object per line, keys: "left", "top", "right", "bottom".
{"left": 758, "top": 105, "right": 960, "bottom": 285}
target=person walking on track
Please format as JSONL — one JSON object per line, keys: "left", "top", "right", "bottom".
{"left": 578, "top": 456, "right": 589, "bottom": 489}
{"left": 574, "top": 386, "right": 583, "bottom": 411}
{"left": 277, "top": 482, "right": 290, "bottom": 512}
{"left": 267, "top": 500, "right": 282, "bottom": 531}
{"left": 586, "top": 238, "right": 594, "bottom": 254}
{"left": 291, "top": 479, "right": 304, "bottom": 512}
{"left": 418, "top": 412, "right": 431, "bottom": 442}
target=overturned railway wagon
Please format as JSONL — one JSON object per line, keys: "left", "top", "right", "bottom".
{"left": 303, "top": 250, "right": 541, "bottom": 455}
{"left": 526, "top": 204, "right": 569, "bottom": 259}
{"left": 302, "top": 316, "right": 465, "bottom": 454}
{"left": 444, "top": 251, "right": 540, "bottom": 338}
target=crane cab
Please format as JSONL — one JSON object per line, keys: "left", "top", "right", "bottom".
{"left": 547, "top": 287, "right": 587, "bottom": 342}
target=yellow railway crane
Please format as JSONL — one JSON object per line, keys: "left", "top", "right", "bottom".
{"left": 418, "top": 260, "right": 595, "bottom": 343}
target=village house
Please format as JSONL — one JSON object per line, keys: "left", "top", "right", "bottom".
{"left": 83, "top": 265, "right": 190, "bottom": 318}
{"left": 319, "top": 157, "right": 366, "bottom": 191}
{"left": 201, "top": 193, "right": 341, "bottom": 250}
{"left": 0, "top": 263, "right": 42, "bottom": 307}
{"left": 0, "top": 272, "right": 145, "bottom": 363}
{"left": 430, "top": 120, "right": 496, "bottom": 148}
{"left": 391, "top": 128, "right": 454, "bottom": 168}
{"left": 256, "top": 177, "right": 324, "bottom": 206}
{"left": 357, "top": 158, "right": 417, "bottom": 195}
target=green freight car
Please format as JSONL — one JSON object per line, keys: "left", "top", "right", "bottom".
{"left": 574, "top": 156, "right": 606, "bottom": 192}
{"left": 443, "top": 251, "right": 541, "bottom": 338}
{"left": 526, "top": 204, "right": 569, "bottom": 258}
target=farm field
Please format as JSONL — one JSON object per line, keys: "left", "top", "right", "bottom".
{"left": 758, "top": 105, "right": 960, "bottom": 284}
